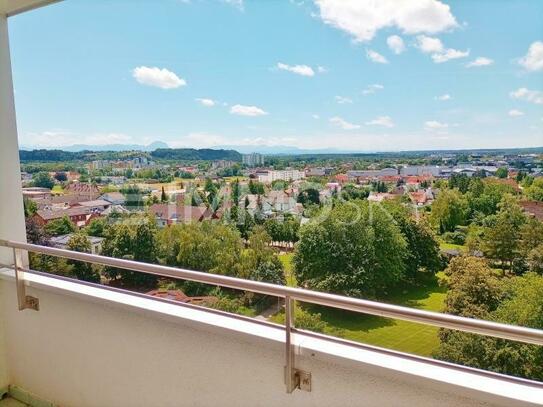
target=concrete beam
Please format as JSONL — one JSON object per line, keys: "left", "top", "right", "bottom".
{"left": 1, "top": 0, "right": 61, "bottom": 17}
{"left": 0, "top": 14, "right": 27, "bottom": 265}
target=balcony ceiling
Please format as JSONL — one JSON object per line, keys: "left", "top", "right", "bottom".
{"left": 1, "top": 0, "right": 61, "bottom": 16}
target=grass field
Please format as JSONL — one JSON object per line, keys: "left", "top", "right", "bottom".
{"left": 278, "top": 252, "right": 296, "bottom": 287}
{"left": 312, "top": 276, "right": 447, "bottom": 357}
{"left": 276, "top": 252, "right": 447, "bottom": 357}
{"left": 439, "top": 242, "right": 467, "bottom": 252}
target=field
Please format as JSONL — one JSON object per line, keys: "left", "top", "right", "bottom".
{"left": 277, "top": 252, "right": 447, "bottom": 357}
{"left": 313, "top": 276, "right": 447, "bottom": 357}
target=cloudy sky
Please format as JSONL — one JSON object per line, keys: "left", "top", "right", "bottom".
{"left": 9, "top": 0, "right": 543, "bottom": 151}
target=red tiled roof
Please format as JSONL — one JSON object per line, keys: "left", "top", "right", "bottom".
{"left": 520, "top": 201, "right": 543, "bottom": 221}
{"left": 149, "top": 203, "right": 208, "bottom": 223}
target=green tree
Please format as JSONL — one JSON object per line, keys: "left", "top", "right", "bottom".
{"left": 383, "top": 201, "right": 442, "bottom": 280}
{"left": 54, "top": 172, "right": 67, "bottom": 182}
{"left": 32, "top": 172, "right": 54, "bottom": 189}
{"left": 26, "top": 217, "right": 49, "bottom": 245}
{"left": 495, "top": 167, "right": 508, "bottom": 179}
{"left": 44, "top": 216, "right": 76, "bottom": 236}
{"left": 161, "top": 186, "right": 167, "bottom": 202}
{"left": 436, "top": 272, "right": 543, "bottom": 381}
{"left": 297, "top": 188, "right": 320, "bottom": 206}
{"left": 527, "top": 245, "right": 543, "bottom": 275}
{"left": 441, "top": 256, "right": 503, "bottom": 318}
{"left": 293, "top": 200, "right": 408, "bottom": 297}
{"left": 483, "top": 195, "right": 526, "bottom": 271}
{"left": 341, "top": 184, "right": 369, "bottom": 201}
{"left": 430, "top": 189, "right": 468, "bottom": 233}
{"left": 449, "top": 174, "right": 470, "bottom": 193}
{"left": 121, "top": 185, "right": 144, "bottom": 210}
{"left": 526, "top": 178, "right": 543, "bottom": 202}
{"left": 23, "top": 197, "right": 38, "bottom": 217}
{"left": 84, "top": 217, "right": 107, "bottom": 237}
{"left": 66, "top": 233, "right": 100, "bottom": 283}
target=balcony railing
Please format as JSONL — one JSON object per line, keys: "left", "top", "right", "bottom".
{"left": 2, "top": 238, "right": 543, "bottom": 394}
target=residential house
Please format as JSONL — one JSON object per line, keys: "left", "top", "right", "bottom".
{"left": 34, "top": 207, "right": 100, "bottom": 228}
{"left": 149, "top": 203, "right": 209, "bottom": 227}
{"left": 100, "top": 191, "right": 126, "bottom": 205}
{"left": 49, "top": 234, "right": 104, "bottom": 254}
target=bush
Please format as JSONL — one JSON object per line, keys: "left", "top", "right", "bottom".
{"left": 442, "top": 230, "right": 466, "bottom": 245}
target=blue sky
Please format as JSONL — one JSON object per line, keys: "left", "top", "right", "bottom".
{"left": 8, "top": 0, "right": 543, "bottom": 152}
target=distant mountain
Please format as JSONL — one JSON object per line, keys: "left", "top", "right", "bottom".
{"left": 21, "top": 141, "right": 170, "bottom": 152}
{"left": 214, "top": 145, "right": 357, "bottom": 155}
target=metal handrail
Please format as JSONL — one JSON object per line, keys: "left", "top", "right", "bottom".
{"left": 2, "top": 239, "right": 543, "bottom": 346}
{"left": 2, "top": 238, "right": 543, "bottom": 392}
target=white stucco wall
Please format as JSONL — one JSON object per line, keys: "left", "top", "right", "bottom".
{"left": 0, "top": 13, "right": 27, "bottom": 268}
{"left": 1, "top": 274, "right": 541, "bottom": 407}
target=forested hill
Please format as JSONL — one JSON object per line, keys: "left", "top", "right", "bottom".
{"left": 150, "top": 148, "right": 241, "bottom": 161}
{"left": 19, "top": 148, "right": 242, "bottom": 162}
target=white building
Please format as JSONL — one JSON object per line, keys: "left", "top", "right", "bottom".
{"left": 257, "top": 170, "right": 305, "bottom": 184}
{"left": 242, "top": 152, "right": 265, "bottom": 167}
{"left": 400, "top": 166, "right": 442, "bottom": 177}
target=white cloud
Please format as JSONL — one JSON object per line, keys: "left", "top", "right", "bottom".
{"left": 465, "top": 57, "right": 494, "bottom": 68}
{"left": 195, "top": 98, "right": 216, "bottom": 107}
{"left": 415, "top": 35, "right": 468, "bottom": 63}
{"left": 335, "top": 95, "right": 353, "bottom": 104}
{"left": 510, "top": 87, "right": 543, "bottom": 105}
{"left": 435, "top": 94, "right": 451, "bottom": 101}
{"left": 132, "top": 66, "right": 186, "bottom": 89}
{"left": 508, "top": 109, "right": 524, "bottom": 117}
{"left": 415, "top": 35, "right": 444, "bottom": 53}
{"left": 277, "top": 62, "right": 315, "bottom": 77}
{"left": 314, "top": 0, "right": 457, "bottom": 43}
{"left": 431, "top": 48, "right": 469, "bottom": 63}
{"left": 366, "top": 49, "right": 388, "bottom": 64}
{"left": 387, "top": 35, "right": 405, "bottom": 54}
{"left": 222, "top": 0, "right": 244, "bottom": 11}
{"left": 329, "top": 116, "right": 360, "bottom": 130}
{"left": 365, "top": 116, "right": 394, "bottom": 128}
{"left": 22, "top": 130, "right": 134, "bottom": 148}
{"left": 230, "top": 104, "right": 268, "bottom": 116}
{"left": 424, "top": 120, "right": 448, "bottom": 130}
{"left": 317, "top": 66, "right": 328, "bottom": 73}
{"left": 519, "top": 41, "right": 543, "bottom": 72}
{"left": 362, "top": 83, "right": 384, "bottom": 95}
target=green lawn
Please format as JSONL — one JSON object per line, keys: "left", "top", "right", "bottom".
{"left": 279, "top": 252, "right": 297, "bottom": 287}
{"left": 439, "top": 242, "right": 466, "bottom": 252}
{"left": 312, "top": 276, "right": 447, "bottom": 357}
{"left": 276, "top": 253, "right": 447, "bottom": 357}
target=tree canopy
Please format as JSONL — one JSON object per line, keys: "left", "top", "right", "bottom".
{"left": 293, "top": 200, "right": 408, "bottom": 297}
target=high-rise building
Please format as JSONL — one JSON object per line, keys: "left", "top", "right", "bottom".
{"left": 242, "top": 152, "right": 265, "bottom": 167}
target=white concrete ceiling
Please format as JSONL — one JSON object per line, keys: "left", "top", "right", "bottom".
{"left": 1, "top": 0, "right": 62, "bottom": 16}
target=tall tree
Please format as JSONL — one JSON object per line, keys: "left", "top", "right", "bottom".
{"left": 66, "top": 233, "right": 100, "bottom": 283}
{"left": 160, "top": 186, "right": 167, "bottom": 202}
{"left": 44, "top": 216, "right": 76, "bottom": 236}
{"left": 32, "top": 172, "right": 54, "bottom": 189}
{"left": 430, "top": 189, "right": 468, "bottom": 233}
{"left": 483, "top": 195, "right": 526, "bottom": 271}
{"left": 293, "top": 200, "right": 408, "bottom": 297}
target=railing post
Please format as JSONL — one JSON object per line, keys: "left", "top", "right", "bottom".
{"left": 13, "top": 248, "right": 39, "bottom": 311}
{"left": 285, "top": 295, "right": 297, "bottom": 393}
{"left": 284, "top": 296, "right": 311, "bottom": 393}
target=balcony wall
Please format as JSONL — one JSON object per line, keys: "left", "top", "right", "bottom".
{"left": 1, "top": 270, "right": 542, "bottom": 407}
